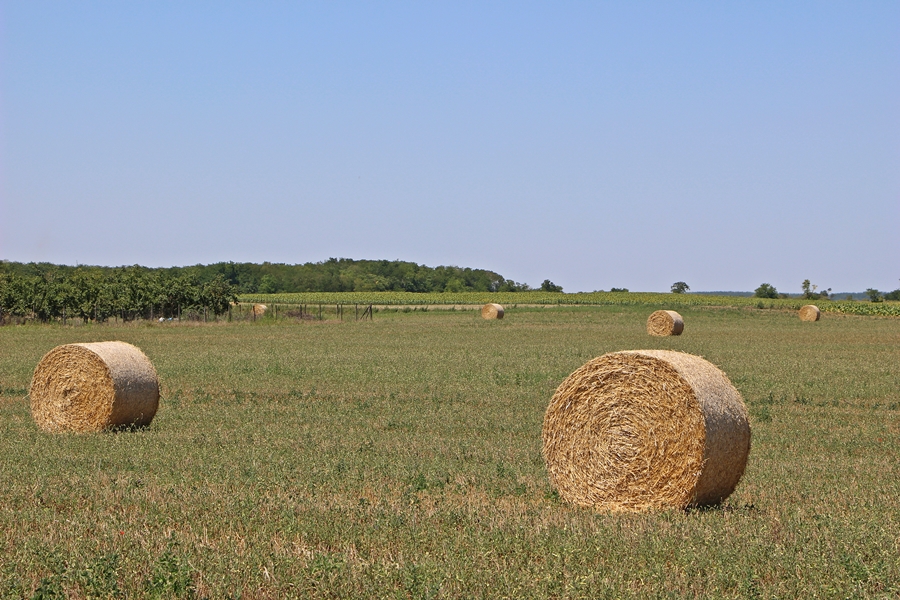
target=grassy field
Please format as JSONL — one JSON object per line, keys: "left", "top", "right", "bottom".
{"left": 1, "top": 305, "right": 898, "bottom": 598}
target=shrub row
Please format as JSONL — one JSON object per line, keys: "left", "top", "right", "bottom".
{"left": 0, "top": 267, "right": 237, "bottom": 323}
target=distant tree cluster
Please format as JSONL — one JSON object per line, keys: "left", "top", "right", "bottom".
{"left": 865, "top": 288, "right": 884, "bottom": 303}
{"left": 200, "top": 258, "right": 535, "bottom": 294}
{"left": 754, "top": 280, "right": 900, "bottom": 302}
{"left": 754, "top": 283, "right": 779, "bottom": 299}
{"left": 0, "top": 258, "right": 554, "bottom": 323}
{"left": 801, "top": 279, "right": 831, "bottom": 300}
{"left": 0, "top": 263, "right": 236, "bottom": 323}
{"left": 866, "top": 285, "right": 900, "bottom": 302}
{"left": 540, "top": 280, "right": 563, "bottom": 293}
{"left": 869, "top": 280, "right": 900, "bottom": 302}
{"left": 0, "top": 259, "right": 527, "bottom": 297}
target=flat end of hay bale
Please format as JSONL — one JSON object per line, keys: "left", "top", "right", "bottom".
{"left": 799, "top": 305, "right": 820, "bottom": 321}
{"left": 647, "top": 310, "right": 684, "bottom": 336}
{"left": 30, "top": 341, "right": 160, "bottom": 433}
{"left": 481, "top": 303, "right": 504, "bottom": 319}
{"left": 542, "top": 350, "right": 750, "bottom": 512}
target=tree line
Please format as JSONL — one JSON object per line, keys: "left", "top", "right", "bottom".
{"left": 0, "top": 264, "right": 236, "bottom": 323}
{"left": 753, "top": 279, "right": 900, "bottom": 301}
{"left": 1, "top": 259, "right": 543, "bottom": 295}
{"left": 0, "top": 258, "right": 560, "bottom": 323}
{"left": 207, "top": 258, "right": 532, "bottom": 294}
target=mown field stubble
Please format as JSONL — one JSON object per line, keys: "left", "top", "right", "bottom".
{"left": 0, "top": 305, "right": 898, "bottom": 598}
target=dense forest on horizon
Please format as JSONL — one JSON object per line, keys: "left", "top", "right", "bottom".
{"left": 0, "top": 258, "right": 536, "bottom": 294}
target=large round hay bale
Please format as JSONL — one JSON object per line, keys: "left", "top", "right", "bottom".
{"left": 799, "top": 305, "right": 820, "bottom": 321}
{"left": 542, "top": 350, "right": 750, "bottom": 512}
{"left": 481, "top": 303, "right": 504, "bottom": 320}
{"left": 252, "top": 304, "right": 268, "bottom": 316}
{"left": 30, "top": 342, "right": 160, "bottom": 433}
{"left": 647, "top": 310, "right": 684, "bottom": 336}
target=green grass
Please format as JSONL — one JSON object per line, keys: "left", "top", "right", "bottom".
{"left": 1, "top": 305, "right": 898, "bottom": 598}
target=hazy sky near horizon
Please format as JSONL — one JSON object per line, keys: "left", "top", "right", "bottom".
{"left": 2, "top": 2, "right": 898, "bottom": 293}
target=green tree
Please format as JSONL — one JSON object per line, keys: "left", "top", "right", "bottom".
{"left": 67, "top": 268, "right": 104, "bottom": 323}
{"left": 670, "top": 281, "right": 690, "bottom": 294}
{"left": 443, "top": 278, "right": 466, "bottom": 293}
{"left": 0, "top": 272, "right": 30, "bottom": 320}
{"left": 754, "top": 283, "right": 778, "bottom": 299}
{"left": 801, "top": 279, "right": 831, "bottom": 300}
{"left": 540, "top": 279, "right": 563, "bottom": 293}
{"left": 158, "top": 272, "right": 199, "bottom": 319}
{"left": 497, "top": 279, "right": 531, "bottom": 292}
{"left": 801, "top": 279, "right": 813, "bottom": 298}
{"left": 257, "top": 274, "right": 278, "bottom": 294}
{"left": 199, "top": 275, "right": 238, "bottom": 318}
{"left": 865, "top": 288, "right": 883, "bottom": 303}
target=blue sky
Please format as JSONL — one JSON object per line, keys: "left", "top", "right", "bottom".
{"left": 2, "top": 2, "right": 897, "bottom": 292}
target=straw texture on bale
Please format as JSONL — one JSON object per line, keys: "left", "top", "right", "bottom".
{"left": 647, "top": 310, "right": 684, "bottom": 336}
{"left": 481, "top": 303, "right": 504, "bottom": 320}
{"left": 542, "top": 350, "right": 750, "bottom": 512}
{"left": 252, "top": 304, "right": 268, "bottom": 316}
{"left": 799, "top": 305, "right": 820, "bottom": 321}
{"left": 30, "top": 342, "right": 160, "bottom": 433}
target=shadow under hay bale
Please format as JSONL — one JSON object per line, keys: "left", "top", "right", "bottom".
{"left": 481, "top": 303, "right": 504, "bottom": 320}
{"left": 30, "top": 342, "right": 160, "bottom": 433}
{"left": 799, "top": 305, "right": 820, "bottom": 321}
{"left": 542, "top": 350, "right": 750, "bottom": 512}
{"left": 647, "top": 310, "right": 684, "bottom": 336}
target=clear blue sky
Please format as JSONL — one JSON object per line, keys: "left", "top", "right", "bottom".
{"left": 2, "top": 2, "right": 898, "bottom": 293}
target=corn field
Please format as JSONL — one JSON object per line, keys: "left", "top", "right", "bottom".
{"left": 239, "top": 291, "right": 900, "bottom": 317}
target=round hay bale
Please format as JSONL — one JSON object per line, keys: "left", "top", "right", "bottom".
{"left": 799, "top": 305, "right": 820, "bottom": 321}
{"left": 252, "top": 304, "right": 267, "bottom": 316}
{"left": 30, "top": 342, "right": 160, "bottom": 433}
{"left": 647, "top": 310, "right": 684, "bottom": 336}
{"left": 542, "top": 350, "right": 750, "bottom": 512}
{"left": 481, "top": 303, "right": 504, "bottom": 320}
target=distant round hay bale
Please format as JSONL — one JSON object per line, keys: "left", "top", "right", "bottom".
{"left": 252, "top": 304, "right": 268, "bottom": 316}
{"left": 647, "top": 310, "right": 684, "bottom": 336}
{"left": 30, "top": 342, "right": 160, "bottom": 433}
{"left": 542, "top": 350, "right": 750, "bottom": 512}
{"left": 799, "top": 305, "right": 820, "bottom": 321}
{"left": 481, "top": 303, "right": 504, "bottom": 320}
